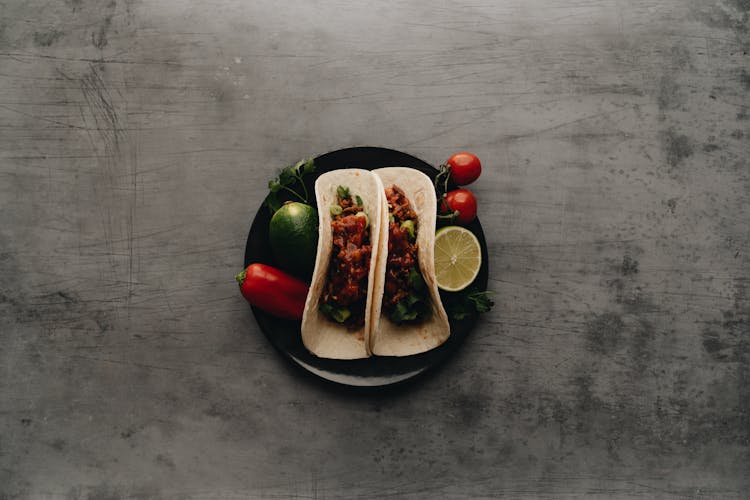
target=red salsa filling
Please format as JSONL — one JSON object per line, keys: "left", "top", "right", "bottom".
{"left": 319, "top": 186, "right": 371, "bottom": 329}
{"left": 383, "top": 185, "right": 429, "bottom": 324}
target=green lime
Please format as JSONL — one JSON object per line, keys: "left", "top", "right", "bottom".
{"left": 269, "top": 202, "right": 319, "bottom": 278}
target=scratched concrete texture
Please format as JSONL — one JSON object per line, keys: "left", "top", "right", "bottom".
{"left": 0, "top": 0, "right": 748, "bottom": 498}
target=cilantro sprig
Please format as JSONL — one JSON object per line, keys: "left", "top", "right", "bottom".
{"left": 442, "top": 286, "right": 495, "bottom": 321}
{"left": 265, "top": 158, "right": 316, "bottom": 213}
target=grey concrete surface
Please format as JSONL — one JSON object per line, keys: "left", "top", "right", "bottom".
{"left": 1, "top": 0, "right": 749, "bottom": 498}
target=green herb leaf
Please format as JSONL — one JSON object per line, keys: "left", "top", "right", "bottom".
{"left": 337, "top": 185, "right": 350, "bottom": 199}
{"left": 265, "top": 191, "right": 282, "bottom": 213}
{"left": 389, "top": 291, "right": 429, "bottom": 324}
{"left": 266, "top": 158, "right": 316, "bottom": 213}
{"left": 443, "top": 286, "right": 495, "bottom": 321}
{"left": 451, "top": 308, "right": 470, "bottom": 321}
{"left": 391, "top": 301, "right": 418, "bottom": 323}
{"left": 468, "top": 291, "right": 494, "bottom": 313}
{"left": 331, "top": 307, "right": 351, "bottom": 323}
{"left": 400, "top": 220, "right": 415, "bottom": 240}
{"left": 289, "top": 159, "right": 304, "bottom": 176}
{"left": 405, "top": 293, "right": 419, "bottom": 307}
{"left": 278, "top": 167, "right": 296, "bottom": 186}
{"left": 355, "top": 195, "right": 363, "bottom": 206}
{"left": 320, "top": 302, "right": 351, "bottom": 323}
{"left": 301, "top": 158, "right": 316, "bottom": 175}
{"left": 408, "top": 267, "right": 425, "bottom": 291}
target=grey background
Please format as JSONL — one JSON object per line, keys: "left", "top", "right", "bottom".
{"left": 1, "top": 0, "right": 749, "bottom": 498}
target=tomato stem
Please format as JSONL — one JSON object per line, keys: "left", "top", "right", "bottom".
{"left": 436, "top": 210, "right": 459, "bottom": 222}
{"left": 434, "top": 163, "right": 452, "bottom": 197}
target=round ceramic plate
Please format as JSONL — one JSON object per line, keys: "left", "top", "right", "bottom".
{"left": 244, "top": 147, "right": 489, "bottom": 386}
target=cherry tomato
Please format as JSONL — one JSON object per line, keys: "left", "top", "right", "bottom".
{"left": 446, "top": 152, "right": 482, "bottom": 186}
{"left": 444, "top": 189, "right": 478, "bottom": 225}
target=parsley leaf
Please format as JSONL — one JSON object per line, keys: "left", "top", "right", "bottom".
{"left": 264, "top": 158, "right": 316, "bottom": 213}
{"left": 268, "top": 179, "right": 282, "bottom": 193}
{"left": 442, "top": 287, "right": 495, "bottom": 321}
{"left": 301, "top": 158, "right": 315, "bottom": 175}
{"left": 468, "top": 291, "right": 494, "bottom": 313}
{"left": 278, "top": 167, "right": 296, "bottom": 186}
{"left": 265, "top": 191, "right": 282, "bottom": 213}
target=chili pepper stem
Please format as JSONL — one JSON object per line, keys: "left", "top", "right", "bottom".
{"left": 235, "top": 270, "right": 246, "bottom": 285}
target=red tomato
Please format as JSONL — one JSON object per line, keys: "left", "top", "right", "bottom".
{"left": 446, "top": 152, "right": 482, "bottom": 186}
{"left": 236, "top": 263, "right": 309, "bottom": 320}
{"left": 444, "top": 189, "right": 478, "bottom": 225}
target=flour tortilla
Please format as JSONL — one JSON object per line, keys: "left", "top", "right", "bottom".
{"left": 369, "top": 167, "right": 450, "bottom": 356}
{"left": 301, "top": 169, "right": 387, "bottom": 359}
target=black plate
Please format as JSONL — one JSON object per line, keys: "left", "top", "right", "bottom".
{"left": 244, "top": 147, "right": 489, "bottom": 386}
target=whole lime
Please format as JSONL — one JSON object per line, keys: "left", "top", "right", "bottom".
{"left": 269, "top": 202, "right": 319, "bottom": 279}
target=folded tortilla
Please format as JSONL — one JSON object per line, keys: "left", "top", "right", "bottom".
{"left": 369, "top": 167, "right": 450, "bottom": 356}
{"left": 301, "top": 169, "right": 387, "bottom": 359}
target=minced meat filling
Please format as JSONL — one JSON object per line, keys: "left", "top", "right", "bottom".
{"left": 382, "top": 185, "right": 430, "bottom": 324}
{"left": 319, "top": 186, "right": 371, "bottom": 329}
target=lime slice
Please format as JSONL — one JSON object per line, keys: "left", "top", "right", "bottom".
{"left": 434, "top": 226, "right": 482, "bottom": 292}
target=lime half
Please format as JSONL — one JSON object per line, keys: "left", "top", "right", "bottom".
{"left": 434, "top": 226, "right": 481, "bottom": 292}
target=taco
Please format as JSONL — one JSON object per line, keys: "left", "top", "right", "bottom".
{"left": 369, "top": 167, "right": 450, "bottom": 356}
{"left": 301, "top": 169, "right": 387, "bottom": 359}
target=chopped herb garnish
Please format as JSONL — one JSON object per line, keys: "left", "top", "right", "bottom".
{"left": 337, "top": 185, "right": 350, "bottom": 199}
{"left": 408, "top": 267, "right": 425, "bottom": 291}
{"left": 400, "top": 220, "right": 415, "bottom": 240}
{"left": 389, "top": 291, "right": 430, "bottom": 324}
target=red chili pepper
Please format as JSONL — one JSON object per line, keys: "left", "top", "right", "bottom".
{"left": 235, "top": 263, "right": 309, "bottom": 320}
